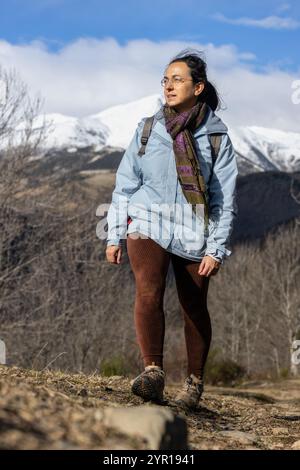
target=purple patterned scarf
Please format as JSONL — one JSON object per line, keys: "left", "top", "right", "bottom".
{"left": 163, "top": 100, "right": 209, "bottom": 230}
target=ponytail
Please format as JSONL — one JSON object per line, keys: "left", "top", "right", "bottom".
{"left": 202, "top": 80, "right": 219, "bottom": 111}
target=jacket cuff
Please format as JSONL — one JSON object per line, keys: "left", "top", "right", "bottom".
{"left": 204, "top": 244, "right": 232, "bottom": 264}
{"left": 106, "top": 239, "right": 121, "bottom": 247}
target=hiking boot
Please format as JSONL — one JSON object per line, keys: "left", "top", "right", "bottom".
{"left": 131, "top": 364, "right": 165, "bottom": 403}
{"left": 174, "top": 374, "right": 204, "bottom": 410}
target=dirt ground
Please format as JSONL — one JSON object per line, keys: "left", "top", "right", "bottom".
{"left": 0, "top": 365, "right": 299, "bottom": 450}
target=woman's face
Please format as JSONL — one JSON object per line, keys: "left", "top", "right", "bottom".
{"left": 163, "top": 61, "right": 204, "bottom": 113}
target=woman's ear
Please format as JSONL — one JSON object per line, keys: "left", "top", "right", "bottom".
{"left": 195, "top": 82, "right": 205, "bottom": 97}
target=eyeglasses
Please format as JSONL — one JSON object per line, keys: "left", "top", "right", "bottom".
{"left": 160, "top": 76, "right": 194, "bottom": 87}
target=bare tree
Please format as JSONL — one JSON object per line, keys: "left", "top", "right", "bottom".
{"left": 0, "top": 64, "right": 51, "bottom": 205}
{"left": 262, "top": 222, "right": 300, "bottom": 376}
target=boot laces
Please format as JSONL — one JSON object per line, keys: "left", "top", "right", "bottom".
{"left": 184, "top": 375, "right": 202, "bottom": 393}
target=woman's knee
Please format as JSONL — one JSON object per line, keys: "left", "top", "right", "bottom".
{"left": 136, "top": 278, "right": 166, "bottom": 301}
{"left": 178, "top": 294, "right": 208, "bottom": 315}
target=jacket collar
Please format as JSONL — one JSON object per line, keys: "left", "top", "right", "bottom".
{"left": 152, "top": 104, "right": 228, "bottom": 144}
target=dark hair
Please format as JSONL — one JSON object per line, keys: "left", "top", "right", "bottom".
{"left": 166, "top": 48, "right": 224, "bottom": 112}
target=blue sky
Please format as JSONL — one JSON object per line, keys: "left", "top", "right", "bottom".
{"left": 1, "top": 0, "right": 299, "bottom": 72}
{"left": 0, "top": 0, "right": 299, "bottom": 130}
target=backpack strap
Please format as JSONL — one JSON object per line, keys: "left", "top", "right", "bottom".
{"left": 138, "top": 121, "right": 223, "bottom": 168}
{"left": 207, "top": 133, "right": 223, "bottom": 190}
{"left": 208, "top": 133, "right": 222, "bottom": 168}
{"left": 137, "top": 115, "right": 155, "bottom": 157}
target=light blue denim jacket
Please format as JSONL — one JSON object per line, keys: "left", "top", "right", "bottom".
{"left": 106, "top": 104, "right": 238, "bottom": 264}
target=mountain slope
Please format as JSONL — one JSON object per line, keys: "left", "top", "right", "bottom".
{"left": 232, "top": 171, "right": 300, "bottom": 243}
{"left": 32, "top": 94, "right": 300, "bottom": 175}
{"left": 230, "top": 126, "right": 300, "bottom": 174}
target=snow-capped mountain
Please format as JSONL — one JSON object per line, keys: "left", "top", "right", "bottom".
{"left": 40, "top": 94, "right": 163, "bottom": 152}
{"left": 35, "top": 94, "right": 299, "bottom": 173}
{"left": 36, "top": 112, "right": 109, "bottom": 152}
{"left": 89, "top": 95, "right": 163, "bottom": 149}
{"left": 230, "top": 126, "right": 300, "bottom": 173}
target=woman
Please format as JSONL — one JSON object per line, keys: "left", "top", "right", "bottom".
{"left": 105, "top": 49, "right": 238, "bottom": 410}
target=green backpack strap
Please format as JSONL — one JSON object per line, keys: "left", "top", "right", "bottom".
{"left": 137, "top": 115, "right": 155, "bottom": 157}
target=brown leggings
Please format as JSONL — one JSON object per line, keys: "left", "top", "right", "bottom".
{"left": 126, "top": 232, "right": 212, "bottom": 380}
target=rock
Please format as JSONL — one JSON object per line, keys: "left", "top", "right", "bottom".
{"left": 272, "top": 427, "right": 289, "bottom": 435}
{"left": 291, "top": 440, "right": 300, "bottom": 450}
{"left": 218, "top": 430, "right": 258, "bottom": 445}
{"left": 95, "top": 405, "right": 187, "bottom": 450}
{"left": 270, "top": 443, "right": 285, "bottom": 449}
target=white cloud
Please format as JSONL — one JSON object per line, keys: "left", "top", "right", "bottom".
{"left": 276, "top": 3, "right": 291, "bottom": 13}
{"left": 0, "top": 37, "right": 299, "bottom": 132}
{"left": 213, "top": 13, "right": 300, "bottom": 30}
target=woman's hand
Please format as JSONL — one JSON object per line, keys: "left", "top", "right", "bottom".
{"left": 106, "top": 245, "right": 122, "bottom": 264}
{"left": 198, "top": 255, "right": 221, "bottom": 277}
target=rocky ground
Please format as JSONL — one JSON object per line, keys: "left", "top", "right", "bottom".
{"left": 0, "top": 365, "right": 299, "bottom": 450}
